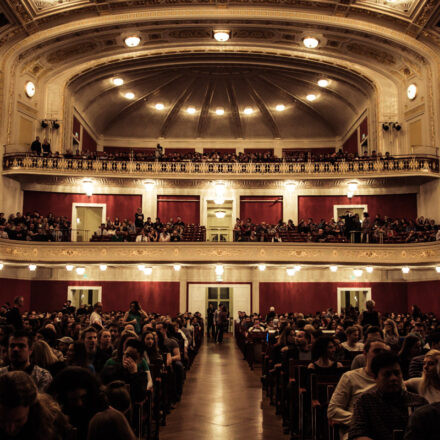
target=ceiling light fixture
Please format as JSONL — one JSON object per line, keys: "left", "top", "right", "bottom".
{"left": 318, "top": 79, "right": 330, "bottom": 88}
{"left": 286, "top": 268, "right": 296, "bottom": 276}
{"left": 353, "top": 269, "right": 363, "bottom": 277}
{"left": 215, "top": 108, "right": 225, "bottom": 116}
{"left": 76, "top": 267, "right": 85, "bottom": 275}
{"left": 99, "top": 264, "right": 107, "bottom": 271}
{"left": 0, "top": 263, "right": 3, "bottom": 270}
{"left": 294, "top": 265, "right": 302, "bottom": 272}
{"left": 215, "top": 265, "right": 224, "bottom": 276}
{"left": 137, "top": 264, "right": 145, "bottom": 271}
{"left": 124, "top": 35, "right": 141, "bottom": 47}
{"left": 66, "top": 265, "right": 74, "bottom": 271}
{"left": 284, "top": 181, "right": 297, "bottom": 190}
{"left": 329, "top": 265, "right": 338, "bottom": 272}
{"left": 82, "top": 179, "right": 93, "bottom": 197}
{"left": 306, "top": 94, "right": 317, "bottom": 102}
{"left": 173, "top": 264, "right": 181, "bottom": 272}
{"left": 29, "top": 264, "right": 37, "bottom": 271}
{"left": 258, "top": 264, "right": 266, "bottom": 272}
{"left": 155, "top": 103, "right": 164, "bottom": 110}
{"left": 215, "top": 211, "right": 226, "bottom": 219}
{"left": 243, "top": 107, "right": 254, "bottom": 115}
{"left": 402, "top": 266, "right": 410, "bottom": 274}
{"left": 365, "top": 266, "right": 374, "bottom": 273}
{"left": 407, "top": 84, "right": 417, "bottom": 100}
{"left": 303, "top": 37, "right": 319, "bottom": 49}
{"left": 25, "top": 81, "right": 36, "bottom": 98}
{"left": 213, "top": 30, "right": 230, "bottom": 42}
{"left": 143, "top": 180, "right": 155, "bottom": 191}
{"left": 436, "top": 266, "right": 440, "bottom": 273}
{"left": 275, "top": 104, "right": 285, "bottom": 112}
{"left": 124, "top": 92, "right": 135, "bottom": 100}
{"left": 186, "top": 107, "right": 196, "bottom": 114}
{"left": 143, "top": 267, "right": 153, "bottom": 276}
{"left": 112, "top": 78, "right": 124, "bottom": 86}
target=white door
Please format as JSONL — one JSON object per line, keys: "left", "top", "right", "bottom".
{"left": 68, "top": 286, "right": 102, "bottom": 308}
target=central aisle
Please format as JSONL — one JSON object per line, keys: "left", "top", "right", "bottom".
{"left": 159, "top": 335, "right": 285, "bottom": 439}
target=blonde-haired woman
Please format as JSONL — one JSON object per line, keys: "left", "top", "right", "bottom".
{"left": 405, "top": 349, "right": 440, "bottom": 403}
{"left": 31, "top": 339, "right": 64, "bottom": 376}
{"left": 383, "top": 319, "right": 400, "bottom": 347}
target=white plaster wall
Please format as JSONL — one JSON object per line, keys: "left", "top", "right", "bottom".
{"left": 418, "top": 179, "right": 440, "bottom": 222}
{"left": 1, "top": 177, "right": 23, "bottom": 216}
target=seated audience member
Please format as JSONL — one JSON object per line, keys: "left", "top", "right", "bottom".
{"left": 57, "top": 336, "right": 74, "bottom": 357}
{"left": 351, "top": 326, "right": 384, "bottom": 369}
{"left": 383, "top": 318, "right": 400, "bottom": 347}
{"left": 328, "top": 339, "right": 390, "bottom": 440}
{"left": 0, "top": 371, "right": 70, "bottom": 440}
{"left": 308, "top": 336, "right": 343, "bottom": 372}
{"left": 409, "top": 332, "right": 440, "bottom": 378}
{"left": 398, "top": 335, "right": 422, "bottom": 380}
{"left": 49, "top": 366, "right": 108, "bottom": 440}
{"left": 405, "top": 349, "right": 440, "bottom": 403}
{"left": 348, "top": 351, "right": 427, "bottom": 440}
{"left": 87, "top": 407, "right": 136, "bottom": 440}
{"left": 0, "top": 330, "right": 52, "bottom": 392}
{"left": 404, "top": 401, "right": 440, "bottom": 440}
{"left": 341, "top": 326, "right": 364, "bottom": 353}
{"left": 247, "top": 319, "right": 266, "bottom": 333}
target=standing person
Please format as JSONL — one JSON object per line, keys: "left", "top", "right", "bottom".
{"left": 359, "top": 300, "right": 380, "bottom": 328}
{"left": 30, "top": 136, "right": 41, "bottom": 155}
{"left": 215, "top": 304, "right": 228, "bottom": 344}
{"left": 134, "top": 208, "right": 144, "bottom": 229}
{"left": 42, "top": 138, "right": 51, "bottom": 156}
{"left": 206, "top": 303, "right": 215, "bottom": 340}
{"left": 6, "top": 296, "right": 24, "bottom": 330}
{"left": 123, "top": 301, "right": 147, "bottom": 335}
{"left": 90, "top": 302, "right": 103, "bottom": 329}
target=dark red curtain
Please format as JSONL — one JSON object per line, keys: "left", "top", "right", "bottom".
{"left": 359, "top": 117, "right": 368, "bottom": 140}
{"left": 73, "top": 116, "right": 81, "bottom": 140}
{"left": 164, "top": 148, "right": 195, "bottom": 154}
{"left": 23, "top": 191, "right": 142, "bottom": 221}
{"left": 157, "top": 195, "right": 200, "bottom": 224}
{"left": 297, "top": 194, "right": 417, "bottom": 221}
{"left": 82, "top": 127, "right": 97, "bottom": 153}
{"left": 203, "top": 148, "right": 236, "bottom": 154}
{"left": 243, "top": 148, "right": 274, "bottom": 154}
{"left": 343, "top": 130, "right": 358, "bottom": 154}
{"left": 240, "top": 196, "right": 283, "bottom": 224}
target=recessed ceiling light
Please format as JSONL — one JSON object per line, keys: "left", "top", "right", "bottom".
{"left": 353, "top": 269, "right": 363, "bottom": 277}
{"left": 0, "top": 263, "right": 3, "bottom": 270}
{"left": 258, "top": 264, "right": 266, "bottom": 271}
{"left": 215, "top": 108, "right": 225, "bottom": 116}
{"left": 186, "top": 107, "right": 196, "bottom": 114}
{"left": 436, "top": 266, "right": 440, "bottom": 273}
{"left": 173, "top": 264, "right": 181, "bottom": 272}
{"left": 143, "top": 267, "right": 153, "bottom": 276}
{"left": 155, "top": 103, "right": 164, "bottom": 110}
{"left": 329, "top": 265, "right": 338, "bottom": 272}
{"left": 124, "top": 92, "right": 135, "bottom": 100}
{"left": 286, "top": 268, "right": 296, "bottom": 276}
{"left": 112, "top": 78, "right": 124, "bottom": 86}
{"left": 215, "top": 265, "right": 224, "bottom": 276}
{"left": 99, "top": 264, "right": 107, "bottom": 271}
{"left": 306, "top": 94, "right": 317, "bottom": 102}
{"left": 215, "top": 211, "right": 226, "bottom": 219}
{"left": 29, "top": 264, "right": 37, "bottom": 271}
{"left": 66, "top": 265, "right": 74, "bottom": 271}
{"left": 303, "top": 37, "right": 319, "bottom": 49}
{"left": 318, "top": 79, "right": 330, "bottom": 88}
{"left": 275, "top": 104, "right": 285, "bottom": 112}
{"left": 213, "top": 30, "right": 230, "bottom": 42}
{"left": 76, "top": 267, "right": 85, "bottom": 275}
{"left": 124, "top": 35, "right": 141, "bottom": 47}
{"left": 243, "top": 107, "right": 254, "bottom": 115}
{"left": 402, "top": 266, "right": 410, "bottom": 274}
{"left": 365, "top": 266, "right": 374, "bottom": 273}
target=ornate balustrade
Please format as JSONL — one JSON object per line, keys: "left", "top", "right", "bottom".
{"left": 3, "top": 154, "right": 439, "bottom": 179}
{"left": 1, "top": 238, "right": 439, "bottom": 265}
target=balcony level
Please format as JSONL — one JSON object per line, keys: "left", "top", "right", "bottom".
{"left": 3, "top": 154, "right": 440, "bottom": 181}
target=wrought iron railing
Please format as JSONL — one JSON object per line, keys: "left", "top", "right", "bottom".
{"left": 3, "top": 153, "right": 439, "bottom": 177}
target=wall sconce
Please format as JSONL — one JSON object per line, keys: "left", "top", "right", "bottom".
{"left": 143, "top": 180, "right": 155, "bottom": 191}
{"left": 82, "top": 179, "right": 94, "bottom": 197}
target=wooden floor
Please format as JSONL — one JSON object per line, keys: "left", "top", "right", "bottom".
{"left": 159, "top": 334, "right": 286, "bottom": 439}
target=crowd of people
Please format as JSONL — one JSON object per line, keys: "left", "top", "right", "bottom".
{"left": 24, "top": 139, "right": 402, "bottom": 165}
{"left": 0, "top": 296, "right": 203, "bottom": 439}
{"left": 237, "top": 301, "right": 440, "bottom": 440}
{"left": 233, "top": 214, "right": 440, "bottom": 243}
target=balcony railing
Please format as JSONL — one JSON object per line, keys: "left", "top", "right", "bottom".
{"left": 3, "top": 154, "right": 439, "bottom": 178}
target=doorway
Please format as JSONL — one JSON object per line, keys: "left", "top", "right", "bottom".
{"left": 206, "top": 200, "right": 233, "bottom": 242}
{"left": 333, "top": 205, "right": 368, "bottom": 222}
{"left": 68, "top": 286, "right": 102, "bottom": 309}
{"left": 71, "top": 203, "right": 106, "bottom": 241}
{"left": 337, "top": 287, "right": 372, "bottom": 314}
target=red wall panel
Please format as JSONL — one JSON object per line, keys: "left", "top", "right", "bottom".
{"left": 259, "top": 282, "right": 408, "bottom": 315}
{"left": 82, "top": 128, "right": 97, "bottom": 153}
{"left": 297, "top": 194, "right": 417, "bottom": 222}
{"left": 104, "top": 147, "right": 155, "bottom": 154}
{"left": 157, "top": 195, "right": 200, "bottom": 224}
{"left": 283, "top": 148, "right": 336, "bottom": 156}
{"left": 23, "top": 191, "right": 142, "bottom": 221}
{"left": 73, "top": 116, "right": 81, "bottom": 140}
{"left": 244, "top": 148, "right": 274, "bottom": 155}
{"left": 240, "top": 196, "right": 283, "bottom": 224}
{"left": 0, "top": 279, "right": 32, "bottom": 312}
{"left": 30, "top": 280, "right": 179, "bottom": 314}
{"left": 359, "top": 117, "right": 368, "bottom": 140}
{"left": 407, "top": 281, "right": 440, "bottom": 317}
{"left": 343, "top": 130, "right": 358, "bottom": 155}
{"left": 203, "top": 148, "right": 236, "bottom": 154}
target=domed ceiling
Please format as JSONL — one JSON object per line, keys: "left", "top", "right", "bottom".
{"left": 70, "top": 53, "right": 371, "bottom": 140}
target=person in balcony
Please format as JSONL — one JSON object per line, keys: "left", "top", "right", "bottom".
{"left": 30, "top": 136, "right": 42, "bottom": 155}
{"left": 42, "top": 138, "right": 51, "bottom": 156}
{"left": 158, "top": 227, "right": 170, "bottom": 242}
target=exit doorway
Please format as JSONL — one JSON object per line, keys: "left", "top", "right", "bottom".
{"left": 337, "top": 287, "right": 371, "bottom": 314}
{"left": 68, "top": 286, "right": 102, "bottom": 309}
{"left": 206, "top": 200, "right": 233, "bottom": 242}
{"left": 71, "top": 203, "right": 106, "bottom": 241}
{"left": 333, "top": 205, "right": 368, "bottom": 222}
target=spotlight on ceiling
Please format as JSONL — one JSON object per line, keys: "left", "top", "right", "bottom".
{"left": 215, "top": 108, "right": 225, "bottom": 116}
{"left": 29, "top": 264, "right": 37, "bottom": 271}
{"left": 275, "top": 104, "right": 285, "bottom": 112}
{"left": 99, "top": 264, "right": 107, "bottom": 271}
{"left": 173, "top": 264, "right": 181, "bottom": 272}
{"left": 76, "top": 267, "right": 85, "bottom": 275}
{"left": 365, "top": 266, "right": 374, "bottom": 273}
{"left": 243, "top": 107, "right": 254, "bottom": 115}
{"left": 66, "top": 265, "right": 74, "bottom": 271}
{"left": 124, "top": 35, "right": 141, "bottom": 47}
{"left": 392, "top": 122, "right": 401, "bottom": 131}
{"left": 306, "top": 94, "right": 317, "bottom": 102}
{"left": 329, "top": 265, "right": 338, "bottom": 272}
{"left": 215, "top": 211, "right": 226, "bottom": 219}
{"left": 124, "top": 92, "right": 135, "bottom": 100}
{"left": 155, "top": 103, "right": 164, "bottom": 110}
{"left": 402, "top": 266, "right": 410, "bottom": 274}
{"left": 303, "top": 37, "right": 319, "bottom": 48}
{"left": 41, "top": 120, "right": 49, "bottom": 128}
{"left": 318, "top": 79, "right": 330, "bottom": 88}
{"left": 258, "top": 264, "right": 266, "bottom": 272}
{"left": 382, "top": 123, "right": 390, "bottom": 131}
{"left": 213, "top": 30, "right": 231, "bottom": 42}
{"left": 353, "top": 269, "right": 363, "bottom": 277}
{"left": 186, "top": 107, "right": 196, "bottom": 114}
{"left": 52, "top": 121, "right": 60, "bottom": 130}
{"left": 112, "top": 77, "right": 124, "bottom": 86}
